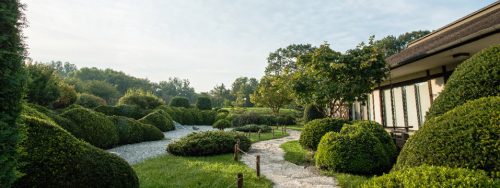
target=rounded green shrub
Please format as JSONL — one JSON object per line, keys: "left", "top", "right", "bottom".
{"left": 15, "top": 116, "right": 138, "bottom": 188}
{"left": 303, "top": 104, "right": 325, "bottom": 122}
{"left": 395, "top": 97, "right": 500, "bottom": 177}
{"left": 315, "top": 125, "right": 393, "bottom": 175}
{"left": 213, "top": 119, "right": 231, "bottom": 130}
{"left": 352, "top": 120, "right": 397, "bottom": 163}
{"left": 426, "top": 45, "right": 500, "bottom": 119}
{"left": 139, "top": 109, "right": 174, "bottom": 132}
{"left": 141, "top": 123, "right": 165, "bottom": 141}
{"left": 215, "top": 112, "right": 228, "bottom": 121}
{"left": 95, "top": 104, "right": 150, "bottom": 119}
{"left": 167, "top": 131, "right": 250, "bottom": 156}
{"left": 217, "top": 109, "right": 230, "bottom": 114}
{"left": 76, "top": 93, "right": 107, "bottom": 108}
{"left": 110, "top": 116, "right": 144, "bottom": 144}
{"left": 362, "top": 165, "right": 499, "bottom": 188}
{"left": 118, "top": 89, "right": 164, "bottom": 110}
{"left": 200, "top": 110, "right": 217, "bottom": 125}
{"left": 196, "top": 96, "right": 212, "bottom": 110}
{"left": 60, "top": 107, "right": 119, "bottom": 148}
{"left": 169, "top": 96, "right": 191, "bottom": 108}
{"left": 299, "top": 118, "right": 348, "bottom": 150}
{"left": 233, "top": 124, "right": 271, "bottom": 133}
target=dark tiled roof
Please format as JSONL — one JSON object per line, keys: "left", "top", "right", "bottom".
{"left": 386, "top": 5, "right": 500, "bottom": 68}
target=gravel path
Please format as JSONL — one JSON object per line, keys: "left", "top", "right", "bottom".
{"left": 107, "top": 125, "right": 216, "bottom": 165}
{"left": 241, "top": 130, "right": 338, "bottom": 188}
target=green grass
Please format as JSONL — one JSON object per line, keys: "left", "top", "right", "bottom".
{"left": 223, "top": 107, "right": 299, "bottom": 116}
{"left": 280, "top": 140, "right": 371, "bottom": 187}
{"left": 133, "top": 154, "right": 273, "bottom": 188}
{"left": 280, "top": 140, "right": 313, "bottom": 165}
{"left": 285, "top": 125, "right": 304, "bottom": 131}
{"left": 239, "top": 128, "right": 289, "bottom": 143}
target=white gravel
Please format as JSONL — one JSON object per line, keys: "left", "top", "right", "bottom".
{"left": 107, "top": 125, "right": 217, "bottom": 165}
{"left": 240, "top": 130, "right": 339, "bottom": 188}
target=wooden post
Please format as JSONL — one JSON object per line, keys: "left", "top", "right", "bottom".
{"left": 272, "top": 127, "right": 275, "bottom": 138}
{"left": 258, "top": 129, "right": 261, "bottom": 140}
{"left": 284, "top": 125, "right": 287, "bottom": 134}
{"left": 256, "top": 155, "right": 260, "bottom": 177}
{"left": 237, "top": 173, "right": 243, "bottom": 188}
{"left": 234, "top": 139, "right": 240, "bottom": 161}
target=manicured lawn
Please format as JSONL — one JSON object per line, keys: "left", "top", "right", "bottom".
{"left": 284, "top": 124, "right": 304, "bottom": 131}
{"left": 133, "top": 154, "right": 273, "bottom": 188}
{"left": 223, "top": 107, "right": 299, "bottom": 116}
{"left": 239, "top": 128, "right": 289, "bottom": 143}
{"left": 280, "top": 140, "right": 371, "bottom": 187}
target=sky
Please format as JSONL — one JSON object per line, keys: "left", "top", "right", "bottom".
{"left": 22, "top": 0, "right": 496, "bottom": 92}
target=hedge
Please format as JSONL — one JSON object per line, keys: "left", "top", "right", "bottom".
{"left": 157, "top": 106, "right": 216, "bottom": 125}
{"left": 167, "top": 131, "right": 251, "bottom": 156}
{"left": 362, "top": 165, "right": 499, "bottom": 188}
{"left": 196, "top": 96, "right": 212, "bottom": 110}
{"left": 233, "top": 124, "right": 271, "bottom": 133}
{"left": 14, "top": 116, "right": 138, "bottom": 188}
{"left": 352, "top": 120, "right": 397, "bottom": 164}
{"left": 169, "top": 96, "right": 191, "bottom": 108}
{"left": 118, "top": 89, "right": 164, "bottom": 110}
{"left": 0, "top": 0, "right": 27, "bottom": 185}
{"left": 299, "top": 118, "right": 348, "bottom": 150}
{"left": 76, "top": 93, "right": 107, "bottom": 108}
{"left": 94, "top": 104, "right": 150, "bottom": 119}
{"left": 60, "top": 107, "right": 119, "bottom": 148}
{"left": 138, "top": 109, "right": 174, "bottom": 132}
{"left": 230, "top": 113, "right": 296, "bottom": 127}
{"left": 110, "top": 116, "right": 164, "bottom": 144}
{"left": 315, "top": 125, "right": 394, "bottom": 175}
{"left": 212, "top": 119, "right": 231, "bottom": 130}
{"left": 426, "top": 45, "right": 500, "bottom": 119}
{"left": 395, "top": 97, "right": 500, "bottom": 177}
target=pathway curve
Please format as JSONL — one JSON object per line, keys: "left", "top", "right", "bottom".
{"left": 241, "top": 130, "right": 338, "bottom": 188}
{"left": 107, "top": 125, "right": 216, "bottom": 165}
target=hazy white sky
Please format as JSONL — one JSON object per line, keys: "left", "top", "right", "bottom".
{"left": 22, "top": 0, "right": 495, "bottom": 92}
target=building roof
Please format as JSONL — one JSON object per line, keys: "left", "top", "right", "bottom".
{"left": 386, "top": 2, "right": 500, "bottom": 69}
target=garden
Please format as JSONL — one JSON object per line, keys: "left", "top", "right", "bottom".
{"left": 1, "top": 1, "right": 499, "bottom": 187}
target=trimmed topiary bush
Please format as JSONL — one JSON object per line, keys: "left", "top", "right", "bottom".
{"left": 299, "top": 118, "right": 348, "bottom": 150}
{"left": 426, "top": 45, "right": 500, "bottom": 120}
{"left": 303, "top": 104, "right": 325, "bottom": 122}
{"left": 110, "top": 116, "right": 144, "bottom": 144}
{"left": 167, "top": 131, "right": 250, "bottom": 156}
{"left": 95, "top": 104, "right": 150, "bottom": 119}
{"left": 139, "top": 109, "right": 174, "bottom": 132}
{"left": 118, "top": 89, "right": 164, "bottom": 110}
{"left": 200, "top": 110, "right": 217, "bottom": 125}
{"left": 196, "top": 96, "right": 212, "bottom": 110}
{"left": 315, "top": 125, "right": 394, "bottom": 175}
{"left": 60, "top": 107, "right": 119, "bottom": 148}
{"left": 76, "top": 93, "right": 107, "bottom": 108}
{"left": 15, "top": 116, "right": 139, "bottom": 188}
{"left": 141, "top": 123, "right": 165, "bottom": 141}
{"left": 395, "top": 96, "right": 500, "bottom": 177}
{"left": 352, "top": 120, "right": 397, "bottom": 163}
{"left": 362, "top": 165, "right": 499, "bottom": 188}
{"left": 233, "top": 124, "right": 271, "bottom": 133}
{"left": 169, "top": 96, "right": 191, "bottom": 108}
{"left": 213, "top": 119, "right": 231, "bottom": 130}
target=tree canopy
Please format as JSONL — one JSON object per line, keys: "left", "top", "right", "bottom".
{"left": 251, "top": 75, "right": 293, "bottom": 115}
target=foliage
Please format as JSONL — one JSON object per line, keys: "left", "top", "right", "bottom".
{"left": 315, "top": 125, "right": 394, "bottom": 175}
{"left": 0, "top": 0, "right": 26, "bottom": 185}
{"left": 71, "top": 67, "right": 153, "bottom": 94}
{"left": 322, "top": 172, "right": 370, "bottom": 188}
{"left": 373, "top": 30, "right": 430, "bottom": 57}
{"left": 82, "top": 80, "right": 120, "bottom": 104}
{"left": 196, "top": 96, "right": 212, "bottom": 110}
{"left": 233, "top": 124, "right": 271, "bottom": 133}
{"left": 251, "top": 75, "right": 292, "bottom": 115}
{"left": 75, "top": 93, "right": 107, "bottom": 108}
{"left": 153, "top": 77, "right": 197, "bottom": 103}
{"left": 169, "top": 96, "right": 191, "bottom": 108}
{"left": 209, "top": 83, "right": 232, "bottom": 108}
{"left": 303, "top": 104, "right": 325, "bottom": 122}
{"left": 395, "top": 97, "right": 500, "bottom": 177}
{"left": 167, "top": 131, "right": 251, "bottom": 156}
{"left": 426, "top": 45, "right": 500, "bottom": 119}
{"left": 265, "top": 44, "right": 315, "bottom": 76}
{"left": 109, "top": 116, "right": 164, "bottom": 144}
{"left": 280, "top": 141, "right": 313, "bottom": 165}
{"left": 231, "top": 77, "right": 259, "bottom": 107}
{"left": 158, "top": 106, "right": 216, "bottom": 125}
{"left": 52, "top": 82, "right": 77, "bottom": 108}
{"left": 46, "top": 61, "right": 77, "bottom": 78}
{"left": 141, "top": 123, "right": 165, "bottom": 141}
{"left": 138, "top": 109, "right": 174, "bottom": 132}
{"left": 352, "top": 120, "right": 397, "bottom": 164}
{"left": 60, "top": 106, "right": 119, "bottom": 148}
{"left": 212, "top": 119, "right": 231, "bottom": 130}
{"left": 362, "top": 165, "right": 499, "bottom": 188}
{"left": 133, "top": 154, "right": 272, "bottom": 188}
{"left": 299, "top": 118, "right": 348, "bottom": 150}
{"left": 118, "top": 89, "right": 164, "bottom": 110}
{"left": 25, "top": 63, "right": 61, "bottom": 106}
{"left": 15, "top": 116, "right": 138, "bottom": 188}
{"left": 230, "top": 113, "right": 296, "bottom": 127}
{"left": 291, "top": 41, "right": 387, "bottom": 117}
{"left": 94, "top": 104, "right": 150, "bottom": 119}
{"left": 215, "top": 112, "right": 228, "bottom": 121}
